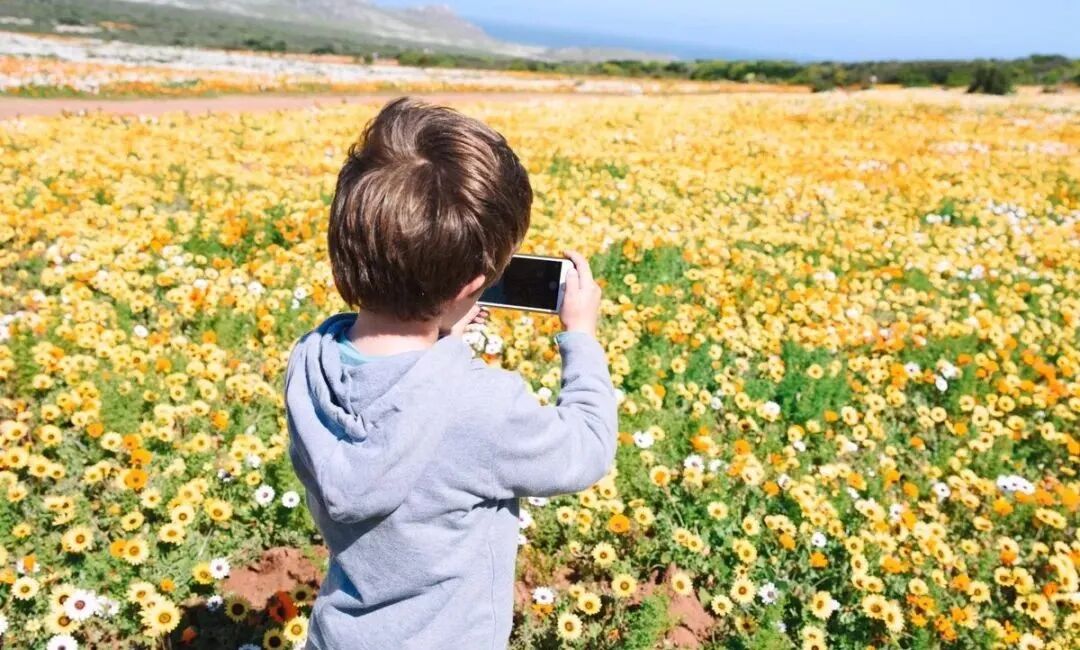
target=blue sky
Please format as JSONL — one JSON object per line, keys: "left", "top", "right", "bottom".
{"left": 381, "top": 0, "right": 1080, "bottom": 60}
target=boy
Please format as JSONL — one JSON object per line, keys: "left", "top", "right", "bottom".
{"left": 284, "top": 97, "right": 617, "bottom": 649}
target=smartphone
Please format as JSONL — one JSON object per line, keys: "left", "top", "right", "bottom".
{"left": 479, "top": 254, "right": 571, "bottom": 314}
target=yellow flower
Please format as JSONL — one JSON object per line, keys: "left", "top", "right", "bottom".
{"left": 707, "top": 501, "right": 729, "bottom": 520}
{"left": 611, "top": 573, "right": 637, "bottom": 599}
{"left": 12, "top": 576, "right": 40, "bottom": 600}
{"left": 203, "top": 498, "right": 233, "bottom": 522}
{"left": 282, "top": 615, "right": 309, "bottom": 643}
{"left": 157, "top": 522, "right": 186, "bottom": 545}
{"left": 192, "top": 562, "right": 214, "bottom": 585}
{"left": 141, "top": 599, "right": 181, "bottom": 636}
{"left": 61, "top": 526, "right": 94, "bottom": 553}
{"left": 730, "top": 577, "right": 755, "bottom": 605}
{"left": 45, "top": 607, "right": 79, "bottom": 635}
{"left": 127, "top": 581, "right": 157, "bottom": 605}
{"left": 224, "top": 596, "right": 250, "bottom": 623}
{"left": 576, "top": 592, "right": 601, "bottom": 616}
{"left": 710, "top": 594, "right": 733, "bottom": 615}
{"left": 123, "top": 537, "right": 150, "bottom": 565}
{"left": 591, "top": 542, "right": 616, "bottom": 567}
{"left": 556, "top": 612, "right": 583, "bottom": 640}
{"left": 263, "top": 629, "right": 287, "bottom": 650}
{"left": 670, "top": 571, "right": 693, "bottom": 596}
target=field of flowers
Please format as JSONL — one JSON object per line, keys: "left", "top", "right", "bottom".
{"left": 0, "top": 31, "right": 741, "bottom": 98}
{"left": 1, "top": 91, "right": 1079, "bottom": 649}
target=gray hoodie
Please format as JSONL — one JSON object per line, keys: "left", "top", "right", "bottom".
{"left": 285, "top": 313, "right": 617, "bottom": 649}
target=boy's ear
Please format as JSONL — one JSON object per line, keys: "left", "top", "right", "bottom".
{"left": 458, "top": 274, "right": 487, "bottom": 300}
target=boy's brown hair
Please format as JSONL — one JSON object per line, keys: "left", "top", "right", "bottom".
{"left": 328, "top": 97, "right": 532, "bottom": 321}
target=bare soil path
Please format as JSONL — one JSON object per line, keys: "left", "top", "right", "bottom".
{"left": 0, "top": 91, "right": 611, "bottom": 120}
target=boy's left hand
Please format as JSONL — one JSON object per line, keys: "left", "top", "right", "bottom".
{"left": 444, "top": 304, "right": 488, "bottom": 338}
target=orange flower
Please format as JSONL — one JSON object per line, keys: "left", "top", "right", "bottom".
{"left": 809, "top": 552, "right": 828, "bottom": 568}
{"left": 732, "top": 439, "right": 751, "bottom": 456}
{"left": 607, "top": 514, "right": 631, "bottom": 534}
{"left": 160, "top": 578, "right": 175, "bottom": 592}
{"left": 211, "top": 410, "right": 230, "bottom": 431}
{"left": 86, "top": 422, "right": 105, "bottom": 438}
{"left": 181, "top": 626, "right": 198, "bottom": 643}
{"left": 130, "top": 448, "right": 152, "bottom": 466}
{"left": 109, "top": 539, "right": 127, "bottom": 559}
{"left": 124, "top": 469, "right": 148, "bottom": 491}
{"left": 778, "top": 533, "right": 796, "bottom": 550}
{"left": 268, "top": 591, "right": 298, "bottom": 623}
{"left": 992, "top": 498, "right": 1014, "bottom": 516}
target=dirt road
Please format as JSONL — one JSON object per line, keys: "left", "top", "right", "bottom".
{"left": 0, "top": 91, "right": 609, "bottom": 120}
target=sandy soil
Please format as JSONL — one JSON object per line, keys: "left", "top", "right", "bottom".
{"left": 0, "top": 91, "right": 611, "bottom": 120}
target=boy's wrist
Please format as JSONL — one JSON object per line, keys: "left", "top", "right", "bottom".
{"left": 556, "top": 330, "right": 595, "bottom": 343}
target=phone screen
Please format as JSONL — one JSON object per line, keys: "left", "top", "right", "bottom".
{"left": 480, "top": 256, "right": 565, "bottom": 312}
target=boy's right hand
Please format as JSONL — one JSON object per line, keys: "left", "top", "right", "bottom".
{"left": 560, "top": 250, "right": 602, "bottom": 337}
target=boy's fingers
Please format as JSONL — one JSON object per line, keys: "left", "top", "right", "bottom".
{"left": 565, "top": 266, "right": 580, "bottom": 291}
{"left": 564, "top": 250, "right": 593, "bottom": 286}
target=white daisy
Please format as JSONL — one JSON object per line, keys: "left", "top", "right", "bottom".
{"left": 209, "top": 558, "right": 230, "bottom": 579}
{"left": 531, "top": 586, "right": 555, "bottom": 605}
{"left": 63, "top": 589, "right": 98, "bottom": 622}
{"left": 254, "top": 485, "right": 275, "bottom": 506}
{"left": 97, "top": 596, "right": 120, "bottom": 618}
{"left": 526, "top": 496, "right": 549, "bottom": 507}
{"left": 206, "top": 595, "right": 224, "bottom": 612}
{"left": 758, "top": 582, "right": 779, "bottom": 604}
{"left": 281, "top": 491, "right": 301, "bottom": 508}
{"left": 47, "top": 635, "right": 79, "bottom": 650}
{"left": 932, "top": 482, "right": 951, "bottom": 500}
{"left": 811, "top": 532, "right": 827, "bottom": 548}
{"left": 632, "top": 431, "right": 654, "bottom": 449}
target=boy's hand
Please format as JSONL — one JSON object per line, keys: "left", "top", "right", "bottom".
{"left": 445, "top": 304, "right": 488, "bottom": 338}
{"left": 560, "top": 250, "right": 602, "bottom": 337}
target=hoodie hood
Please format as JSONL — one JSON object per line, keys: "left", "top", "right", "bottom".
{"left": 286, "top": 313, "right": 475, "bottom": 522}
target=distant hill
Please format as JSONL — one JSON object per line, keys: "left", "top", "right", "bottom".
{"left": 0, "top": 0, "right": 671, "bottom": 62}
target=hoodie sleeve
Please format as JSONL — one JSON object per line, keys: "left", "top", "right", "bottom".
{"left": 483, "top": 332, "right": 618, "bottom": 499}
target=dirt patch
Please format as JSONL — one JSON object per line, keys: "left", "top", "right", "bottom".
{"left": 658, "top": 563, "right": 714, "bottom": 648}
{"left": 665, "top": 594, "right": 714, "bottom": 648}
{"left": 221, "top": 546, "right": 322, "bottom": 608}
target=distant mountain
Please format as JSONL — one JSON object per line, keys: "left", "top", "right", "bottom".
{"left": 118, "top": 0, "right": 669, "bottom": 61}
